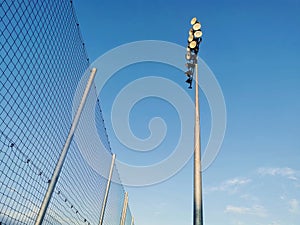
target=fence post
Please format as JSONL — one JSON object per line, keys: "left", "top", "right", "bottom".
{"left": 130, "top": 216, "right": 134, "bottom": 225}
{"left": 98, "top": 154, "right": 116, "bottom": 225}
{"left": 34, "top": 68, "right": 97, "bottom": 225}
{"left": 120, "top": 192, "right": 128, "bottom": 225}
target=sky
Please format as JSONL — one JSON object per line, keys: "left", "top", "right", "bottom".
{"left": 73, "top": 0, "right": 300, "bottom": 225}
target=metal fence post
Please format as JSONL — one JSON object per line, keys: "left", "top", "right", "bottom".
{"left": 130, "top": 216, "right": 134, "bottom": 225}
{"left": 98, "top": 154, "right": 116, "bottom": 225}
{"left": 34, "top": 68, "right": 97, "bottom": 225}
{"left": 120, "top": 192, "right": 128, "bottom": 225}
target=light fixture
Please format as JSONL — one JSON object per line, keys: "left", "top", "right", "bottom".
{"left": 194, "top": 30, "right": 203, "bottom": 38}
{"left": 185, "top": 51, "right": 191, "bottom": 60}
{"left": 188, "top": 34, "right": 194, "bottom": 42}
{"left": 185, "top": 17, "right": 203, "bottom": 89}
{"left": 189, "top": 40, "right": 198, "bottom": 49}
{"left": 190, "top": 17, "right": 198, "bottom": 25}
{"left": 193, "top": 22, "right": 201, "bottom": 31}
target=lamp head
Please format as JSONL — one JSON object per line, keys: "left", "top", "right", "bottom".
{"left": 190, "top": 17, "right": 198, "bottom": 25}
{"left": 188, "top": 34, "right": 194, "bottom": 42}
{"left": 185, "top": 51, "right": 191, "bottom": 60}
{"left": 193, "top": 22, "right": 201, "bottom": 31}
{"left": 189, "top": 40, "right": 198, "bottom": 49}
{"left": 194, "top": 30, "right": 203, "bottom": 38}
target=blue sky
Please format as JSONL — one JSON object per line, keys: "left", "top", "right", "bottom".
{"left": 74, "top": 0, "right": 300, "bottom": 225}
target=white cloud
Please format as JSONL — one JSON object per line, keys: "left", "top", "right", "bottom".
{"left": 288, "top": 199, "right": 299, "bottom": 214}
{"left": 225, "top": 205, "right": 249, "bottom": 214}
{"left": 267, "top": 222, "right": 281, "bottom": 225}
{"left": 225, "top": 204, "right": 267, "bottom": 217}
{"left": 207, "top": 177, "right": 251, "bottom": 193}
{"left": 226, "top": 178, "right": 251, "bottom": 186}
{"left": 257, "top": 167, "right": 298, "bottom": 180}
{"left": 240, "top": 194, "right": 259, "bottom": 202}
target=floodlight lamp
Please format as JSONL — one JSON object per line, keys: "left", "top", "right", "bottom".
{"left": 189, "top": 28, "right": 193, "bottom": 36}
{"left": 185, "top": 51, "right": 191, "bottom": 60}
{"left": 189, "top": 40, "right": 197, "bottom": 49}
{"left": 191, "top": 17, "right": 197, "bottom": 25}
{"left": 193, "top": 22, "right": 201, "bottom": 31}
{"left": 194, "top": 30, "right": 203, "bottom": 38}
{"left": 188, "top": 34, "right": 194, "bottom": 42}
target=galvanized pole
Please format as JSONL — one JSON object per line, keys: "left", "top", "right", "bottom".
{"left": 120, "top": 192, "right": 128, "bottom": 225}
{"left": 194, "top": 62, "right": 203, "bottom": 225}
{"left": 130, "top": 216, "right": 134, "bottom": 225}
{"left": 98, "top": 154, "right": 116, "bottom": 225}
{"left": 35, "top": 68, "right": 97, "bottom": 225}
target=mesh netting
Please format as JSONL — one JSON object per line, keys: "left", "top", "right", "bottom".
{"left": 1, "top": 0, "right": 133, "bottom": 225}
{"left": 102, "top": 166, "right": 126, "bottom": 225}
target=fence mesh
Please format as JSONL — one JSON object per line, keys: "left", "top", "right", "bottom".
{"left": 1, "top": 0, "right": 133, "bottom": 225}
{"left": 102, "top": 166, "right": 126, "bottom": 225}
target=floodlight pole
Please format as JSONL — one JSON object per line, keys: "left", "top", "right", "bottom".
{"left": 185, "top": 17, "right": 204, "bottom": 225}
{"left": 193, "top": 61, "right": 203, "bottom": 225}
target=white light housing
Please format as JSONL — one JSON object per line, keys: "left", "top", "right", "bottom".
{"left": 193, "top": 22, "right": 201, "bottom": 31}
{"left": 189, "top": 40, "right": 197, "bottom": 49}
{"left": 188, "top": 34, "right": 194, "bottom": 42}
{"left": 191, "top": 17, "right": 197, "bottom": 25}
{"left": 194, "top": 30, "right": 203, "bottom": 38}
{"left": 185, "top": 51, "right": 191, "bottom": 60}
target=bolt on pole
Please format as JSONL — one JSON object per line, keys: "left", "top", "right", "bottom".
{"left": 34, "top": 68, "right": 97, "bottom": 225}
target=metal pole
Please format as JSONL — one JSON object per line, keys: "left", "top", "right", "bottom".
{"left": 130, "top": 216, "right": 134, "bottom": 225}
{"left": 194, "top": 62, "right": 203, "bottom": 225}
{"left": 120, "top": 192, "right": 128, "bottom": 225}
{"left": 98, "top": 154, "right": 116, "bottom": 225}
{"left": 35, "top": 68, "right": 97, "bottom": 225}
